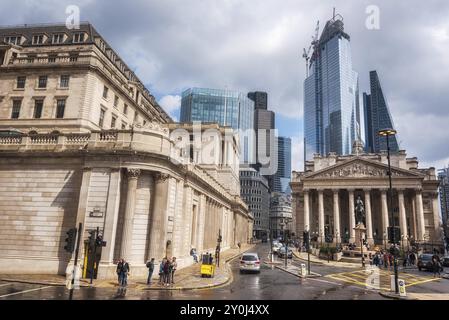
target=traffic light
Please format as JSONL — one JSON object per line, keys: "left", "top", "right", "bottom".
{"left": 388, "top": 226, "right": 401, "bottom": 244}
{"left": 64, "top": 228, "right": 77, "bottom": 253}
{"left": 87, "top": 230, "right": 96, "bottom": 248}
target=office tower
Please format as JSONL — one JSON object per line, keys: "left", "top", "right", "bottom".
{"left": 272, "top": 136, "right": 291, "bottom": 194}
{"left": 180, "top": 87, "right": 254, "bottom": 163}
{"left": 363, "top": 70, "right": 400, "bottom": 153}
{"left": 438, "top": 168, "right": 449, "bottom": 241}
{"left": 304, "top": 13, "right": 360, "bottom": 161}
{"left": 248, "top": 91, "right": 275, "bottom": 173}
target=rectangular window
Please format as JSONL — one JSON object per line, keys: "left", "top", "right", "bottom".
{"left": 56, "top": 99, "right": 65, "bottom": 118}
{"left": 34, "top": 100, "right": 43, "bottom": 119}
{"left": 5, "top": 36, "right": 19, "bottom": 45}
{"left": 99, "top": 108, "right": 105, "bottom": 127}
{"left": 38, "top": 76, "right": 48, "bottom": 89}
{"left": 16, "top": 76, "right": 26, "bottom": 89}
{"left": 114, "top": 95, "right": 119, "bottom": 108}
{"left": 73, "top": 33, "right": 85, "bottom": 43}
{"left": 60, "top": 75, "right": 70, "bottom": 88}
{"left": 11, "top": 100, "right": 21, "bottom": 119}
{"left": 32, "top": 34, "right": 44, "bottom": 45}
{"left": 103, "top": 86, "right": 109, "bottom": 99}
{"left": 111, "top": 115, "right": 117, "bottom": 128}
{"left": 123, "top": 104, "right": 128, "bottom": 115}
{"left": 52, "top": 34, "right": 64, "bottom": 44}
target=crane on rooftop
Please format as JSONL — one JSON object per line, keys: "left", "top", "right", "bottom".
{"left": 302, "top": 20, "right": 319, "bottom": 77}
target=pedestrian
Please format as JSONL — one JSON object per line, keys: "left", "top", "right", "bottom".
{"left": 215, "top": 245, "right": 220, "bottom": 266}
{"left": 190, "top": 247, "right": 198, "bottom": 263}
{"left": 163, "top": 258, "right": 171, "bottom": 286}
{"left": 402, "top": 255, "right": 408, "bottom": 268}
{"left": 432, "top": 255, "right": 441, "bottom": 278}
{"left": 171, "top": 257, "right": 177, "bottom": 284}
{"left": 409, "top": 252, "right": 416, "bottom": 266}
{"left": 237, "top": 242, "right": 241, "bottom": 252}
{"left": 383, "top": 252, "right": 389, "bottom": 268}
{"left": 146, "top": 258, "right": 155, "bottom": 285}
{"left": 159, "top": 258, "right": 166, "bottom": 285}
{"left": 116, "top": 258, "right": 130, "bottom": 287}
{"left": 388, "top": 254, "right": 393, "bottom": 269}
{"left": 369, "top": 253, "right": 373, "bottom": 266}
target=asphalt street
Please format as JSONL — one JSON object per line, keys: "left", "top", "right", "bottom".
{"left": 0, "top": 243, "right": 446, "bottom": 300}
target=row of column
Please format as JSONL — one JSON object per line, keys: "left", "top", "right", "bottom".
{"left": 303, "top": 188, "right": 427, "bottom": 244}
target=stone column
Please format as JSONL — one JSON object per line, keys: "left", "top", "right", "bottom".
{"left": 348, "top": 189, "right": 356, "bottom": 243}
{"left": 398, "top": 189, "right": 408, "bottom": 245}
{"left": 148, "top": 173, "right": 170, "bottom": 260}
{"left": 72, "top": 167, "right": 92, "bottom": 263}
{"left": 381, "top": 189, "right": 389, "bottom": 246}
{"left": 99, "top": 169, "right": 122, "bottom": 265}
{"left": 431, "top": 192, "right": 442, "bottom": 241}
{"left": 415, "top": 190, "right": 425, "bottom": 241}
{"left": 303, "top": 189, "right": 310, "bottom": 232}
{"left": 332, "top": 189, "right": 341, "bottom": 244}
{"left": 411, "top": 194, "right": 418, "bottom": 240}
{"left": 364, "top": 189, "right": 373, "bottom": 244}
{"left": 120, "top": 168, "right": 140, "bottom": 261}
{"left": 318, "top": 189, "right": 325, "bottom": 243}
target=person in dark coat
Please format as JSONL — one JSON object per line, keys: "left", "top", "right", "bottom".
{"left": 146, "top": 258, "right": 155, "bottom": 285}
{"left": 116, "top": 258, "right": 130, "bottom": 287}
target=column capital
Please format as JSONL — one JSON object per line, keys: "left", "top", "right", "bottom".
{"left": 126, "top": 168, "right": 141, "bottom": 179}
{"left": 363, "top": 188, "right": 371, "bottom": 193}
{"left": 154, "top": 172, "right": 170, "bottom": 182}
{"left": 317, "top": 188, "right": 324, "bottom": 194}
{"left": 332, "top": 188, "right": 340, "bottom": 194}
{"left": 347, "top": 188, "right": 355, "bottom": 193}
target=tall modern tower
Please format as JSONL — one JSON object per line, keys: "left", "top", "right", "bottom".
{"left": 304, "top": 14, "right": 360, "bottom": 161}
{"left": 363, "top": 70, "right": 399, "bottom": 153}
{"left": 180, "top": 87, "right": 254, "bottom": 162}
{"left": 248, "top": 91, "right": 275, "bottom": 173}
{"left": 272, "top": 136, "right": 291, "bottom": 194}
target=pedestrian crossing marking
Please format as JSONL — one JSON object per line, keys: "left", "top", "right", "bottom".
{"left": 325, "top": 268, "right": 440, "bottom": 291}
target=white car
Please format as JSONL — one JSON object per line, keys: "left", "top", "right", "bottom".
{"left": 272, "top": 243, "right": 282, "bottom": 254}
{"left": 239, "top": 253, "right": 261, "bottom": 273}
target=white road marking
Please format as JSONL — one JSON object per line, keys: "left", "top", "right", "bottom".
{"left": 306, "top": 277, "right": 343, "bottom": 286}
{"left": 0, "top": 285, "right": 53, "bottom": 298}
{"left": 0, "top": 283, "right": 13, "bottom": 288}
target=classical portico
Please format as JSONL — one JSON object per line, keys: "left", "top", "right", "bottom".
{"left": 292, "top": 151, "right": 443, "bottom": 248}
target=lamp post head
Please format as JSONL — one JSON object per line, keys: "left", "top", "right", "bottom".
{"left": 378, "top": 128, "right": 397, "bottom": 136}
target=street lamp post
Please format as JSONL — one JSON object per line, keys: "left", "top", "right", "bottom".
{"left": 379, "top": 128, "right": 399, "bottom": 294}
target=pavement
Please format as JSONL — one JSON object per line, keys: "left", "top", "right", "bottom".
{"left": 0, "top": 243, "right": 255, "bottom": 291}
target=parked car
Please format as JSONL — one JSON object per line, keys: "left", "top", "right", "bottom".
{"left": 239, "top": 253, "right": 261, "bottom": 273}
{"left": 417, "top": 254, "right": 435, "bottom": 271}
{"left": 278, "top": 246, "right": 293, "bottom": 259}
{"left": 441, "top": 256, "right": 449, "bottom": 268}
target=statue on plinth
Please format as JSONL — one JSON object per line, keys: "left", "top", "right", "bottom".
{"left": 355, "top": 196, "right": 365, "bottom": 226}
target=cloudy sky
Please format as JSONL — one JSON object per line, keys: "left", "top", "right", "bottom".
{"left": 2, "top": 0, "right": 449, "bottom": 171}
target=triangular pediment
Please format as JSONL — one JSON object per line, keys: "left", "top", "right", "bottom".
{"left": 305, "top": 157, "right": 423, "bottom": 179}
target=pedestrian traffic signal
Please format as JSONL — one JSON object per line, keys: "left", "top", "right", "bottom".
{"left": 64, "top": 228, "right": 77, "bottom": 253}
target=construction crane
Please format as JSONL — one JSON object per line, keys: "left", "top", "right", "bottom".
{"left": 302, "top": 20, "right": 319, "bottom": 77}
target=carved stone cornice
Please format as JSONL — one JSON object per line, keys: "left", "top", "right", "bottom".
{"left": 126, "top": 168, "right": 141, "bottom": 179}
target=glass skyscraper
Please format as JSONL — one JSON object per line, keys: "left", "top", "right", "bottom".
{"left": 180, "top": 87, "right": 254, "bottom": 162}
{"left": 363, "top": 70, "right": 399, "bottom": 153}
{"left": 272, "top": 136, "right": 291, "bottom": 194}
{"left": 304, "top": 15, "right": 360, "bottom": 161}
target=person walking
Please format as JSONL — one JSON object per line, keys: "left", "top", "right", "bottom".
{"left": 159, "top": 258, "right": 166, "bottom": 285}
{"left": 163, "top": 258, "right": 171, "bottom": 286}
{"left": 171, "top": 257, "right": 177, "bottom": 284}
{"left": 146, "top": 258, "right": 155, "bottom": 285}
{"left": 383, "top": 252, "right": 389, "bottom": 269}
{"left": 116, "top": 258, "right": 130, "bottom": 287}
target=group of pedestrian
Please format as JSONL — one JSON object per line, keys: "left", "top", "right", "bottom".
{"left": 368, "top": 250, "right": 395, "bottom": 268}
{"left": 158, "top": 257, "right": 177, "bottom": 286}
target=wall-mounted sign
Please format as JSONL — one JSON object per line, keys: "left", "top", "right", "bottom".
{"left": 89, "top": 208, "right": 103, "bottom": 218}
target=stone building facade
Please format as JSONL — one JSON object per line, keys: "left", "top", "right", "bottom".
{"left": 0, "top": 23, "right": 252, "bottom": 278}
{"left": 291, "top": 147, "right": 443, "bottom": 247}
